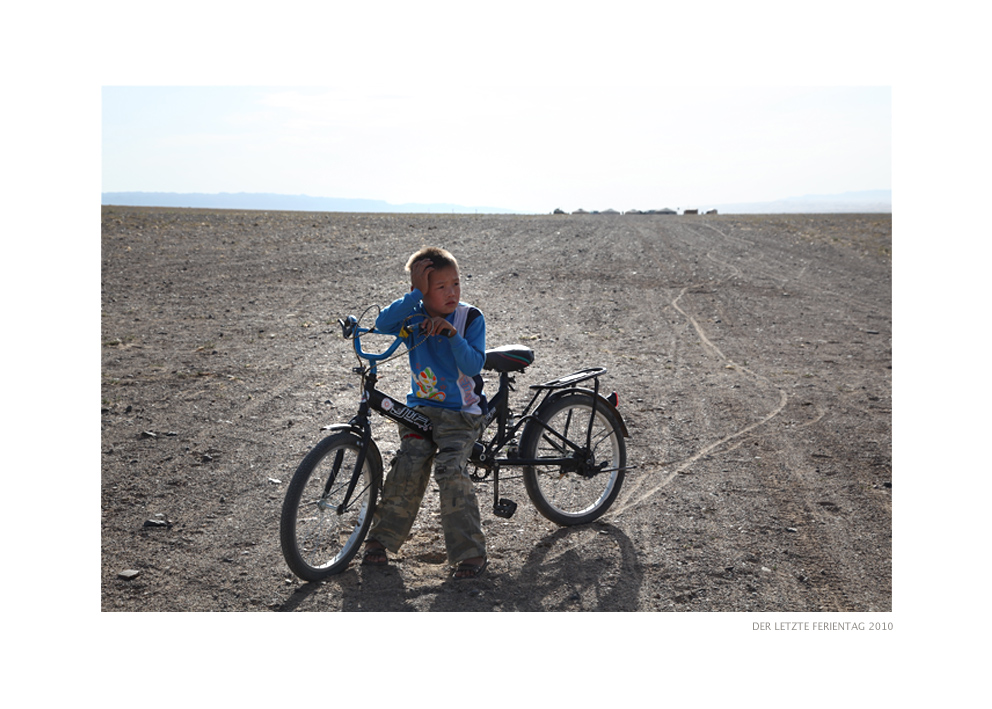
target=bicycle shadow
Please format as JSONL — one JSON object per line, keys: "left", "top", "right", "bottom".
{"left": 277, "top": 563, "right": 415, "bottom": 611}
{"left": 420, "top": 522, "right": 643, "bottom": 612}
{"left": 276, "top": 524, "right": 643, "bottom": 612}
{"left": 503, "top": 523, "right": 643, "bottom": 611}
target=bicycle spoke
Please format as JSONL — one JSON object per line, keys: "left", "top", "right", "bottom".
{"left": 521, "top": 393, "right": 626, "bottom": 525}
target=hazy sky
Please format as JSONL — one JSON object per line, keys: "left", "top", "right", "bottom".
{"left": 102, "top": 86, "right": 890, "bottom": 213}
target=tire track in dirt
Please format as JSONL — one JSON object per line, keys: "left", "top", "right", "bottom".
{"left": 618, "top": 219, "right": 873, "bottom": 611}
{"left": 709, "top": 222, "right": 885, "bottom": 612}
{"left": 613, "top": 221, "right": 788, "bottom": 512}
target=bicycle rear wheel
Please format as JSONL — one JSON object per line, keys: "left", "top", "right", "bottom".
{"left": 520, "top": 392, "right": 626, "bottom": 526}
{"left": 280, "top": 431, "right": 381, "bottom": 581}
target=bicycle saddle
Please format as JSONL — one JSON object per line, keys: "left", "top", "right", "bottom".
{"left": 483, "top": 345, "right": 535, "bottom": 372}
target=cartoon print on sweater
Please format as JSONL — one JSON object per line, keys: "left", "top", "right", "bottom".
{"left": 415, "top": 367, "right": 446, "bottom": 401}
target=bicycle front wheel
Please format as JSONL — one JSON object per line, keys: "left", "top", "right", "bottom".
{"left": 280, "top": 431, "right": 382, "bottom": 581}
{"left": 520, "top": 392, "right": 626, "bottom": 526}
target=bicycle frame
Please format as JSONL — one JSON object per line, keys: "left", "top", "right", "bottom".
{"left": 335, "top": 317, "right": 628, "bottom": 517}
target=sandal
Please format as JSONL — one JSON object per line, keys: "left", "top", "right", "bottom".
{"left": 452, "top": 558, "right": 488, "bottom": 580}
{"left": 361, "top": 542, "right": 388, "bottom": 566}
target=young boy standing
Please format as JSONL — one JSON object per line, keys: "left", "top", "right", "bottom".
{"left": 362, "top": 247, "right": 489, "bottom": 580}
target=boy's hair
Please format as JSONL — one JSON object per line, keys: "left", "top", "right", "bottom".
{"left": 405, "top": 246, "right": 458, "bottom": 276}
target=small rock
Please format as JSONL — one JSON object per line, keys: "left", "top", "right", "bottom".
{"left": 119, "top": 569, "right": 141, "bottom": 580}
{"left": 144, "top": 518, "right": 169, "bottom": 527}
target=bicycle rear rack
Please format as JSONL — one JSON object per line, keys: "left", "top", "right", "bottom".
{"left": 529, "top": 367, "right": 606, "bottom": 391}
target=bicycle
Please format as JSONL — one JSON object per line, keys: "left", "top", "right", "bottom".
{"left": 279, "top": 312, "right": 631, "bottom": 582}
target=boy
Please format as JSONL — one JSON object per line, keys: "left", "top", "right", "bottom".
{"left": 362, "top": 247, "right": 488, "bottom": 580}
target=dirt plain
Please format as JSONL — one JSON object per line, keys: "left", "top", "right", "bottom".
{"left": 101, "top": 206, "right": 891, "bottom": 612}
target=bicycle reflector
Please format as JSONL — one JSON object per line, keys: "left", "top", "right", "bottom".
{"left": 607, "top": 391, "right": 619, "bottom": 407}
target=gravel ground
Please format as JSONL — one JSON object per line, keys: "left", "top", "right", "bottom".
{"left": 101, "top": 207, "right": 891, "bottom": 612}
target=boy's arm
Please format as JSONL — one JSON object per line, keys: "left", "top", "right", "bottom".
{"left": 375, "top": 289, "right": 423, "bottom": 335}
{"left": 449, "top": 312, "right": 486, "bottom": 376}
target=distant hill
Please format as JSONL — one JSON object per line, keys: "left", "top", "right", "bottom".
{"left": 100, "top": 192, "right": 521, "bottom": 214}
{"left": 710, "top": 190, "right": 891, "bottom": 214}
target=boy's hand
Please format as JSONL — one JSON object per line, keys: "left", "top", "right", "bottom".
{"left": 420, "top": 316, "right": 456, "bottom": 338}
{"left": 410, "top": 258, "right": 433, "bottom": 295}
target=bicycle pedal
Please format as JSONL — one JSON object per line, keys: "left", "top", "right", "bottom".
{"left": 493, "top": 498, "right": 517, "bottom": 518}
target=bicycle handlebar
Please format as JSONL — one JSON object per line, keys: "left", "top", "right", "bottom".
{"left": 339, "top": 312, "right": 454, "bottom": 367}
{"left": 338, "top": 314, "right": 414, "bottom": 369}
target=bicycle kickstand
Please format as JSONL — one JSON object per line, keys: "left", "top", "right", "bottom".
{"left": 490, "top": 465, "right": 517, "bottom": 518}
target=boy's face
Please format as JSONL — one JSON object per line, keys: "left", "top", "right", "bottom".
{"left": 421, "top": 265, "right": 460, "bottom": 318}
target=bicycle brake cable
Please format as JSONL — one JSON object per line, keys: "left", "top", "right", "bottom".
{"left": 374, "top": 314, "right": 430, "bottom": 367}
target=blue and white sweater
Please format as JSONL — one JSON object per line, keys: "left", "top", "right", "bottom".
{"left": 375, "top": 289, "right": 487, "bottom": 415}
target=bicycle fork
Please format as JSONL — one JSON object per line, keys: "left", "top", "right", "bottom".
{"left": 336, "top": 421, "right": 371, "bottom": 514}
{"left": 317, "top": 400, "right": 375, "bottom": 516}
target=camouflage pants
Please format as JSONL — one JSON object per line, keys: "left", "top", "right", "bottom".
{"left": 368, "top": 406, "right": 486, "bottom": 565}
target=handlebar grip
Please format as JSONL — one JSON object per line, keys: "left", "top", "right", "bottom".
{"left": 339, "top": 316, "right": 358, "bottom": 338}
{"left": 418, "top": 320, "right": 456, "bottom": 338}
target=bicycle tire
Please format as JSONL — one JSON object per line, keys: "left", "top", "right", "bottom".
{"left": 520, "top": 392, "right": 626, "bottom": 526}
{"left": 280, "top": 431, "right": 382, "bottom": 581}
